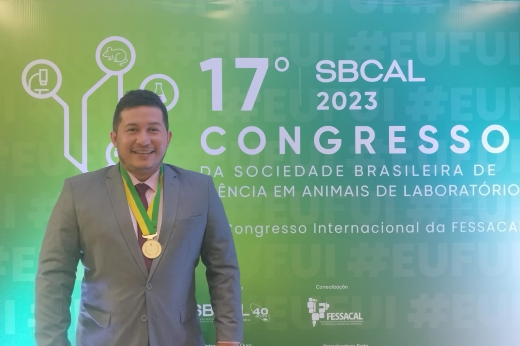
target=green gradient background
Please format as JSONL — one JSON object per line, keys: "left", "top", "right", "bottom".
{"left": 1, "top": 0, "right": 519, "bottom": 345}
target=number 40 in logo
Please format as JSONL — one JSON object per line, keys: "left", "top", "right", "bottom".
{"left": 250, "top": 303, "right": 270, "bottom": 322}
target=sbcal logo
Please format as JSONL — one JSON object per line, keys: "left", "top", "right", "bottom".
{"left": 198, "top": 303, "right": 270, "bottom": 323}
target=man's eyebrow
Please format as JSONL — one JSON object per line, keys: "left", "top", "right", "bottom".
{"left": 124, "top": 122, "right": 162, "bottom": 127}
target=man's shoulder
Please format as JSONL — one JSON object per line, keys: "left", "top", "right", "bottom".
{"left": 64, "top": 164, "right": 213, "bottom": 188}
{"left": 65, "top": 165, "right": 114, "bottom": 187}
{"left": 164, "top": 163, "right": 211, "bottom": 185}
{"left": 164, "top": 163, "right": 209, "bottom": 180}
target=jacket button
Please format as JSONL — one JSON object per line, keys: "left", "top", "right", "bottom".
{"left": 141, "top": 315, "right": 148, "bottom": 322}
{"left": 146, "top": 283, "right": 154, "bottom": 290}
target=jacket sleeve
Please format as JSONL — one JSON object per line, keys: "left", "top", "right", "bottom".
{"left": 200, "top": 176, "right": 243, "bottom": 342}
{"left": 35, "top": 179, "right": 80, "bottom": 346}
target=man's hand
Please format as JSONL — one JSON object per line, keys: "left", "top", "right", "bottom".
{"left": 216, "top": 342, "right": 241, "bottom": 346}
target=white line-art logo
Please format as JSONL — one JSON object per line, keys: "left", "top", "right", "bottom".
{"left": 307, "top": 297, "right": 363, "bottom": 327}
{"left": 250, "top": 303, "right": 270, "bottom": 322}
{"left": 308, "top": 298, "right": 329, "bottom": 326}
{"left": 22, "top": 36, "right": 179, "bottom": 173}
{"left": 102, "top": 46, "right": 129, "bottom": 66}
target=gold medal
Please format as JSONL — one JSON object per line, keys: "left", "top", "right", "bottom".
{"left": 142, "top": 237, "right": 162, "bottom": 259}
{"left": 121, "top": 165, "right": 163, "bottom": 254}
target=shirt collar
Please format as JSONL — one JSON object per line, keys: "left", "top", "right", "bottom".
{"left": 127, "top": 169, "right": 160, "bottom": 192}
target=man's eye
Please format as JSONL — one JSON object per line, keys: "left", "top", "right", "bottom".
{"left": 150, "top": 128, "right": 159, "bottom": 132}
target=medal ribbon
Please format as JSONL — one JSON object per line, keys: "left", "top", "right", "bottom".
{"left": 120, "top": 164, "right": 163, "bottom": 236}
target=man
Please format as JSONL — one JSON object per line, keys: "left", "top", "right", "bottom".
{"left": 35, "top": 89, "right": 243, "bottom": 346}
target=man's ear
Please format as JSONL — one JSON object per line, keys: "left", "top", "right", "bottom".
{"left": 110, "top": 130, "right": 117, "bottom": 146}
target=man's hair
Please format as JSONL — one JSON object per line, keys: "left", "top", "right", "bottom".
{"left": 113, "top": 89, "right": 169, "bottom": 132}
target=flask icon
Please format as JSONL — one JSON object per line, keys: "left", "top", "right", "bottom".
{"left": 154, "top": 82, "right": 167, "bottom": 102}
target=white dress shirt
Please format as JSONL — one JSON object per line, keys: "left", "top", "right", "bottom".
{"left": 126, "top": 169, "right": 164, "bottom": 239}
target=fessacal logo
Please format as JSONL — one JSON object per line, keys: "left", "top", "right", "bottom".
{"left": 307, "top": 298, "right": 363, "bottom": 327}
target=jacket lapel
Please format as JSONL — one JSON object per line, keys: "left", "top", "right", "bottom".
{"left": 148, "top": 164, "right": 180, "bottom": 280}
{"left": 105, "top": 164, "right": 148, "bottom": 279}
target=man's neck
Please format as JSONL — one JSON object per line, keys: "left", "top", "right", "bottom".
{"left": 134, "top": 173, "right": 154, "bottom": 182}
{"left": 122, "top": 164, "right": 161, "bottom": 183}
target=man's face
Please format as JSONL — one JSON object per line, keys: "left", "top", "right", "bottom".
{"left": 110, "top": 106, "right": 172, "bottom": 179}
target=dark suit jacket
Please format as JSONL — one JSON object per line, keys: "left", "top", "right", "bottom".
{"left": 35, "top": 163, "right": 243, "bottom": 346}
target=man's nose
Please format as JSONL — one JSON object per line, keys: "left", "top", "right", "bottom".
{"left": 136, "top": 130, "right": 151, "bottom": 145}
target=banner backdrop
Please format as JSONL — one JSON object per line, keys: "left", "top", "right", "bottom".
{"left": 1, "top": 0, "right": 519, "bottom": 345}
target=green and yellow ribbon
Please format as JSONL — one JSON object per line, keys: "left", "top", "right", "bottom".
{"left": 120, "top": 164, "right": 163, "bottom": 236}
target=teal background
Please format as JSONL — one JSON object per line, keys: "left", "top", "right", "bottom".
{"left": 1, "top": 0, "right": 519, "bottom": 345}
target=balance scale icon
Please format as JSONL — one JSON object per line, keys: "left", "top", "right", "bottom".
{"left": 21, "top": 36, "right": 179, "bottom": 173}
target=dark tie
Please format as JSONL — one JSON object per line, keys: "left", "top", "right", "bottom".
{"left": 135, "top": 183, "right": 152, "bottom": 272}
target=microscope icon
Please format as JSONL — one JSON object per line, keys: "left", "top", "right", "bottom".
{"left": 28, "top": 68, "right": 50, "bottom": 95}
